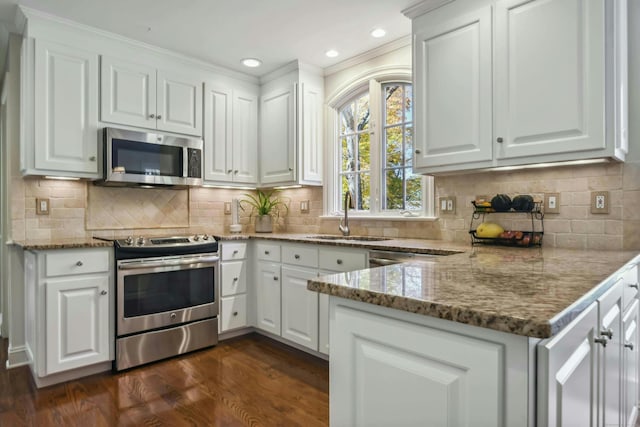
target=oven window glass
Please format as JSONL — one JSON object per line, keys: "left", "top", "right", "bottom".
{"left": 112, "top": 138, "right": 182, "bottom": 177}
{"left": 123, "top": 267, "right": 214, "bottom": 317}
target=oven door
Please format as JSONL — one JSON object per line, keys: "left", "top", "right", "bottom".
{"left": 116, "top": 253, "right": 219, "bottom": 336}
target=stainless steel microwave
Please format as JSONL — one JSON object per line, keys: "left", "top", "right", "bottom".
{"left": 96, "top": 127, "right": 203, "bottom": 188}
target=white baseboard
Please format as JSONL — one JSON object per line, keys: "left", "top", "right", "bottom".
{"left": 6, "top": 345, "right": 30, "bottom": 368}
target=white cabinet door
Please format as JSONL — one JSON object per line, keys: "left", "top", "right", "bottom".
{"left": 45, "top": 275, "right": 110, "bottom": 375}
{"left": 332, "top": 302, "right": 504, "bottom": 427}
{"left": 623, "top": 299, "right": 639, "bottom": 427}
{"left": 318, "top": 289, "right": 329, "bottom": 355}
{"left": 220, "top": 260, "right": 247, "bottom": 297}
{"left": 34, "top": 40, "right": 99, "bottom": 174}
{"left": 413, "top": 6, "right": 492, "bottom": 170}
{"left": 256, "top": 261, "right": 281, "bottom": 335}
{"left": 299, "top": 82, "right": 323, "bottom": 185}
{"left": 203, "top": 82, "right": 232, "bottom": 182}
{"left": 281, "top": 266, "right": 318, "bottom": 351}
{"left": 598, "top": 280, "right": 623, "bottom": 427}
{"left": 494, "top": 0, "right": 605, "bottom": 160}
{"left": 232, "top": 89, "right": 258, "bottom": 184}
{"left": 100, "top": 56, "right": 156, "bottom": 129}
{"left": 260, "top": 84, "right": 295, "bottom": 184}
{"left": 538, "top": 302, "right": 598, "bottom": 427}
{"left": 156, "top": 69, "right": 202, "bottom": 136}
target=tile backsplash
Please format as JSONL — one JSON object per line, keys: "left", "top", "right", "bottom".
{"left": 10, "top": 161, "right": 640, "bottom": 251}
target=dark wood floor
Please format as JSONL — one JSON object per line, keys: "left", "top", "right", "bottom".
{"left": 0, "top": 333, "right": 329, "bottom": 426}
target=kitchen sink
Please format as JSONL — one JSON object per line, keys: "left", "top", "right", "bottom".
{"left": 307, "top": 235, "right": 392, "bottom": 242}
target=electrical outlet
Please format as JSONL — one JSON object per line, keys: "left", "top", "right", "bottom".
{"left": 439, "top": 196, "right": 456, "bottom": 214}
{"left": 544, "top": 193, "right": 560, "bottom": 214}
{"left": 224, "top": 202, "right": 231, "bottom": 215}
{"left": 300, "top": 200, "right": 309, "bottom": 213}
{"left": 36, "top": 198, "right": 49, "bottom": 215}
{"left": 591, "top": 191, "right": 609, "bottom": 214}
{"left": 439, "top": 197, "right": 448, "bottom": 213}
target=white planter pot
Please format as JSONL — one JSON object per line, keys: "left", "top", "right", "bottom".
{"left": 255, "top": 215, "right": 273, "bottom": 233}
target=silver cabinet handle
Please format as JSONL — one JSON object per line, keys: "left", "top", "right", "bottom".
{"left": 600, "top": 328, "right": 614, "bottom": 339}
{"left": 89, "top": 156, "right": 96, "bottom": 161}
{"left": 227, "top": 169, "right": 232, "bottom": 174}
{"left": 150, "top": 114, "right": 155, "bottom": 119}
{"left": 288, "top": 167, "right": 293, "bottom": 171}
{"left": 273, "top": 276, "right": 278, "bottom": 281}
{"left": 594, "top": 337, "right": 608, "bottom": 347}
{"left": 336, "top": 259, "right": 343, "bottom": 265}
{"left": 415, "top": 149, "right": 421, "bottom": 154}
{"left": 265, "top": 250, "right": 270, "bottom": 255}
{"left": 100, "top": 290, "right": 107, "bottom": 295}
{"left": 233, "top": 277, "right": 239, "bottom": 282}
{"left": 76, "top": 261, "right": 83, "bottom": 266}
{"left": 294, "top": 254, "right": 300, "bottom": 260}
{"left": 233, "top": 250, "right": 239, "bottom": 255}
{"left": 234, "top": 170, "right": 238, "bottom": 174}
{"left": 497, "top": 137, "right": 504, "bottom": 143}
{"left": 625, "top": 343, "right": 634, "bottom": 351}
{"left": 233, "top": 311, "right": 238, "bottom": 316}
{"left": 629, "top": 283, "right": 639, "bottom": 289}
{"left": 157, "top": 115, "right": 162, "bottom": 120}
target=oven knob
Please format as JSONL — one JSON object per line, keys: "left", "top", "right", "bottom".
{"left": 193, "top": 235, "right": 200, "bottom": 241}
{"left": 202, "top": 234, "right": 209, "bottom": 240}
{"left": 170, "top": 313, "right": 177, "bottom": 320}
{"left": 125, "top": 236, "right": 134, "bottom": 245}
{"left": 137, "top": 236, "right": 145, "bottom": 246}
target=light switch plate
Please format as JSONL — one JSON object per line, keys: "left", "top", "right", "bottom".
{"left": 300, "top": 200, "right": 310, "bottom": 213}
{"left": 544, "top": 193, "right": 560, "bottom": 214}
{"left": 224, "top": 202, "right": 231, "bottom": 215}
{"left": 36, "top": 198, "right": 49, "bottom": 215}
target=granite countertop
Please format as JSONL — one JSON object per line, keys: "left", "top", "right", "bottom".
{"left": 308, "top": 247, "right": 640, "bottom": 339}
{"left": 11, "top": 238, "right": 115, "bottom": 250}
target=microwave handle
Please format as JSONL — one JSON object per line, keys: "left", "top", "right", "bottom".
{"left": 183, "top": 146, "right": 189, "bottom": 178}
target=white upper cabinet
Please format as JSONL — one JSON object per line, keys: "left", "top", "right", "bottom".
{"left": 22, "top": 38, "right": 100, "bottom": 177}
{"left": 409, "top": 0, "right": 628, "bottom": 174}
{"left": 259, "top": 62, "right": 323, "bottom": 187}
{"left": 203, "top": 80, "right": 258, "bottom": 185}
{"left": 101, "top": 56, "right": 203, "bottom": 136}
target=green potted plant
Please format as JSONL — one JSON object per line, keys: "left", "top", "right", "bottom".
{"left": 240, "top": 189, "right": 289, "bottom": 233}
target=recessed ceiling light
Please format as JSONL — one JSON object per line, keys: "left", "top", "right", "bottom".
{"left": 241, "top": 58, "right": 262, "bottom": 68}
{"left": 370, "top": 28, "right": 387, "bottom": 38}
{"left": 325, "top": 49, "right": 339, "bottom": 58}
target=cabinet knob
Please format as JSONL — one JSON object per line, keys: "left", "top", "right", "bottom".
{"left": 497, "top": 137, "right": 504, "bottom": 143}
{"left": 150, "top": 114, "right": 155, "bottom": 119}
{"left": 294, "top": 254, "right": 300, "bottom": 260}
{"left": 265, "top": 250, "right": 270, "bottom": 255}
{"left": 629, "top": 283, "right": 639, "bottom": 289}
{"left": 157, "top": 115, "right": 162, "bottom": 120}
{"left": 76, "top": 261, "right": 83, "bottom": 266}
{"left": 100, "top": 290, "right": 107, "bottom": 295}
{"left": 625, "top": 342, "right": 634, "bottom": 351}
{"left": 233, "top": 277, "right": 239, "bottom": 282}
{"left": 594, "top": 337, "right": 608, "bottom": 347}
{"left": 233, "top": 311, "right": 238, "bottom": 316}
{"left": 288, "top": 168, "right": 293, "bottom": 172}
{"left": 170, "top": 312, "right": 177, "bottom": 320}
{"left": 336, "top": 259, "right": 343, "bottom": 265}
{"left": 89, "top": 156, "right": 96, "bottom": 161}
{"left": 600, "top": 328, "right": 614, "bottom": 339}
{"left": 273, "top": 276, "right": 278, "bottom": 281}
{"left": 415, "top": 149, "right": 421, "bottom": 154}
{"left": 233, "top": 250, "right": 239, "bottom": 255}
{"left": 227, "top": 169, "right": 233, "bottom": 174}
{"left": 234, "top": 170, "right": 239, "bottom": 174}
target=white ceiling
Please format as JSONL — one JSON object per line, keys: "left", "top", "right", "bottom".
{"left": 0, "top": 0, "right": 416, "bottom": 77}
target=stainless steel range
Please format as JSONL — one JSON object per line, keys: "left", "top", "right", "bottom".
{"left": 114, "top": 234, "right": 219, "bottom": 370}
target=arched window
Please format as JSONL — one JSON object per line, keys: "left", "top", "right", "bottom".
{"left": 328, "top": 76, "right": 433, "bottom": 218}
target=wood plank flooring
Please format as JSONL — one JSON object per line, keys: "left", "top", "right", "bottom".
{"left": 0, "top": 333, "right": 329, "bottom": 426}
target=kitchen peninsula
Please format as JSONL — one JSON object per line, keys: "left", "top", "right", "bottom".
{"left": 308, "top": 246, "right": 640, "bottom": 427}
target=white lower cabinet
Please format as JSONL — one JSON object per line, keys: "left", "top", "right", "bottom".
{"left": 281, "top": 266, "right": 319, "bottom": 350}
{"left": 256, "top": 260, "right": 282, "bottom": 335}
{"left": 25, "top": 247, "right": 114, "bottom": 387}
{"left": 219, "top": 242, "right": 248, "bottom": 333}
{"left": 623, "top": 299, "right": 639, "bottom": 427}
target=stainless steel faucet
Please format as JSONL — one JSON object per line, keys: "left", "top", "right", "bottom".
{"left": 339, "top": 191, "right": 354, "bottom": 236}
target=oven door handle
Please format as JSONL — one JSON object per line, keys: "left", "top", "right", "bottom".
{"left": 118, "top": 255, "right": 220, "bottom": 270}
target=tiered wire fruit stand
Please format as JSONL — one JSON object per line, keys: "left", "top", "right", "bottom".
{"left": 469, "top": 200, "right": 544, "bottom": 247}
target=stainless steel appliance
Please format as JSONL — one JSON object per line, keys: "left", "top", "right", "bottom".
{"left": 114, "top": 235, "right": 219, "bottom": 370}
{"left": 97, "top": 127, "right": 203, "bottom": 188}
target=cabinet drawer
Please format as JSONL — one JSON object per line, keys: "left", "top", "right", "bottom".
{"left": 622, "top": 264, "right": 639, "bottom": 310}
{"left": 319, "top": 249, "right": 366, "bottom": 272}
{"left": 220, "top": 295, "right": 247, "bottom": 332}
{"left": 221, "top": 242, "right": 247, "bottom": 261}
{"left": 45, "top": 248, "right": 110, "bottom": 277}
{"left": 221, "top": 260, "right": 247, "bottom": 296}
{"left": 256, "top": 243, "right": 281, "bottom": 262}
{"left": 282, "top": 245, "right": 318, "bottom": 268}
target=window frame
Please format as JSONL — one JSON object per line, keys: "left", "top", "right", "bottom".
{"left": 325, "top": 72, "right": 434, "bottom": 219}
